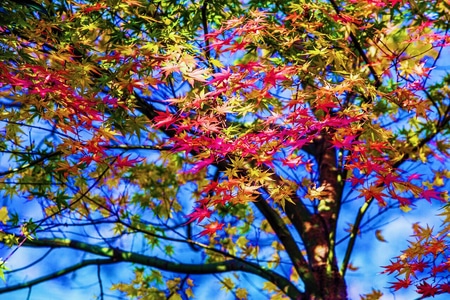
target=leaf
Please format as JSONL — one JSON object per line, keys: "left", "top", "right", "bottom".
{"left": 0, "top": 261, "right": 9, "bottom": 282}
{"left": 420, "top": 190, "right": 443, "bottom": 203}
{"left": 416, "top": 282, "right": 439, "bottom": 297}
{"left": 360, "top": 288, "right": 383, "bottom": 300}
{"left": 0, "top": 207, "right": 9, "bottom": 225}
{"left": 220, "top": 277, "right": 234, "bottom": 292}
{"left": 199, "top": 221, "right": 224, "bottom": 237}
{"left": 236, "top": 288, "right": 248, "bottom": 300}
{"left": 375, "top": 230, "right": 387, "bottom": 242}
{"left": 289, "top": 267, "right": 300, "bottom": 283}
{"left": 263, "top": 281, "right": 278, "bottom": 293}
{"left": 347, "top": 263, "right": 359, "bottom": 271}
{"left": 187, "top": 207, "right": 213, "bottom": 224}
{"left": 236, "top": 236, "right": 249, "bottom": 249}
{"left": 10, "top": 0, "right": 49, "bottom": 15}
{"left": 389, "top": 278, "right": 411, "bottom": 291}
{"left": 165, "top": 245, "right": 175, "bottom": 257}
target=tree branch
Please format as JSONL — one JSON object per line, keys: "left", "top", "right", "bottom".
{"left": 0, "top": 151, "right": 61, "bottom": 177}
{"left": 0, "top": 259, "right": 115, "bottom": 294}
{"left": 253, "top": 194, "right": 317, "bottom": 295}
{"left": 13, "top": 237, "right": 305, "bottom": 299}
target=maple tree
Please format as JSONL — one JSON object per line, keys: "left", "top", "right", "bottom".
{"left": 0, "top": 0, "right": 449, "bottom": 299}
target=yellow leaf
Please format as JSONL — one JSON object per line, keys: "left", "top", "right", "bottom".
{"left": 289, "top": 266, "right": 300, "bottom": 283}
{"left": 271, "top": 241, "right": 284, "bottom": 251}
{"left": 305, "top": 185, "right": 327, "bottom": 201}
{"left": 166, "top": 277, "right": 181, "bottom": 290}
{"left": 360, "top": 288, "right": 383, "bottom": 300}
{"left": 0, "top": 207, "right": 9, "bottom": 225}
{"left": 210, "top": 58, "right": 224, "bottom": 68}
{"left": 186, "top": 278, "right": 194, "bottom": 287}
{"left": 400, "top": 205, "right": 412, "bottom": 213}
{"left": 185, "top": 287, "right": 194, "bottom": 298}
{"left": 260, "top": 220, "right": 274, "bottom": 234}
{"left": 236, "top": 236, "right": 248, "bottom": 249}
{"left": 220, "top": 277, "right": 234, "bottom": 292}
{"left": 236, "top": 288, "right": 248, "bottom": 300}
{"left": 263, "top": 281, "right": 278, "bottom": 293}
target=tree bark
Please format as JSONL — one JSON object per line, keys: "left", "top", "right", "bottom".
{"left": 304, "top": 133, "right": 347, "bottom": 299}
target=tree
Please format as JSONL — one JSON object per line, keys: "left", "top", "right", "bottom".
{"left": 0, "top": 0, "right": 449, "bottom": 299}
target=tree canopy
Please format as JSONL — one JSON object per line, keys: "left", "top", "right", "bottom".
{"left": 0, "top": 0, "right": 449, "bottom": 299}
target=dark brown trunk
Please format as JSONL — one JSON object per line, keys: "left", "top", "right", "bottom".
{"left": 303, "top": 133, "right": 347, "bottom": 299}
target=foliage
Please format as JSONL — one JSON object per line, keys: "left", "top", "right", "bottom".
{"left": 0, "top": 0, "right": 449, "bottom": 299}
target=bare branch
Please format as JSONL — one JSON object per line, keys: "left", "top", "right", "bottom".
{"left": 0, "top": 259, "right": 115, "bottom": 294}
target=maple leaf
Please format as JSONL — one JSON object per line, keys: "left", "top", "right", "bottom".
{"left": 347, "top": 263, "right": 359, "bottom": 271}
{"left": 198, "top": 220, "right": 224, "bottom": 236}
{"left": 420, "top": 190, "right": 443, "bottom": 203}
{"left": 115, "top": 155, "right": 142, "bottom": 168}
{"left": 431, "top": 264, "right": 448, "bottom": 276}
{"left": 80, "top": 3, "right": 108, "bottom": 13}
{"left": 439, "top": 283, "right": 450, "bottom": 293}
{"left": 208, "top": 68, "right": 232, "bottom": 85}
{"left": 416, "top": 282, "right": 440, "bottom": 297}
{"left": 187, "top": 207, "right": 213, "bottom": 224}
{"left": 382, "top": 259, "right": 405, "bottom": 275}
{"left": 282, "top": 155, "right": 304, "bottom": 168}
{"left": 186, "top": 156, "right": 215, "bottom": 174}
{"left": 237, "top": 61, "right": 263, "bottom": 72}
{"left": 263, "top": 68, "right": 293, "bottom": 86}
{"left": 235, "top": 288, "right": 248, "bottom": 300}
{"left": 412, "top": 224, "right": 434, "bottom": 241}
{"left": 376, "top": 173, "right": 403, "bottom": 187}
{"left": 389, "top": 278, "right": 411, "bottom": 291}
{"left": 330, "top": 134, "right": 358, "bottom": 149}
{"left": 359, "top": 185, "right": 388, "bottom": 205}
{"left": 0, "top": 207, "right": 10, "bottom": 225}
{"left": 348, "top": 175, "right": 365, "bottom": 187}
{"left": 153, "top": 109, "right": 178, "bottom": 129}
{"left": 409, "top": 260, "right": 429, "bottom": 277}
{"left": 184, "top": 68, "right": 209, "bottom": 86}
{"left": 425, "top": 239, "right": 446, "bottom": 257}
{"left": 360, "top": 288, "right": 383, "bottom": 300}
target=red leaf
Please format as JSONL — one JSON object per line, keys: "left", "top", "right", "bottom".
{"left": 153, "top": 109, "right": 177, "bottom": 129}
{"left": 348, "top": 176, "right": 365, "bottom": 187}
{"left": 359, "top": 185, "right": 387, "bottom": 205}
{"left": 208, "top": 68, "right": 232, "bottom": 85}
{"left": 115, "top": 155, "right": 142, "bottom": 168}
{"left": 199, "top": 220, "right": 224, "bottom": 236}
{"left": 389, "top": 278, "right": 411, "bottom": 291}
{"left": 263, "top": 67, "right": 294, "bottom": 86}
{"left": 439, "top": 283, "right": 450, "bottom": 293}
{"left": 330, "top": 134, "right": 358, "bottom": 149}
{"left": 186, "top": 156, "right": 215, "bottom": 174}
{"left": 409, "top": 260, "right": 429, "bottom": 275}
{"left": 382, "top": 259, "right": 405, "bottom": 275}
{"left": 416, "top": 282, "right": 439, "bottom": 297}
{"left": 187, "top": 207, "right": 213, "bottom": 223}
{"left": 407, "top": 173, "right": 422, "bottom": 181}
{"left": 420, "top": 190, "right": 443, "bottom": 203}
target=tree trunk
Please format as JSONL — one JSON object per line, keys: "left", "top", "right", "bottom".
{"left": 304, "top": 133, "right": 347, "bottom": 299}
